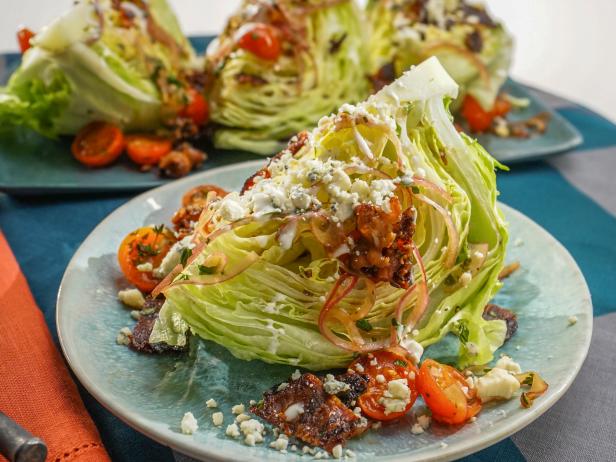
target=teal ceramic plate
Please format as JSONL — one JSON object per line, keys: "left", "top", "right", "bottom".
{"left": 476, "top": 80, "right": 583, "bottom": 165}
{"left": 1, "top": 37, "right": 581, "bottom": 195}
{"left": 57, "top": 161, "right": 592, "bottom": 462}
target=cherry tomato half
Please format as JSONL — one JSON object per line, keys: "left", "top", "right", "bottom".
{"left": 461, "top": 95, "right": 512, "bottom": 133}
{"left": 237, "top": 24, "right": 282, "bottom": 61}
{"left": 416, "top": 359, "right": 481, "bottom": 425}
{"left": 351, "top": 350, "right": 419, "bottom": 421}
{"left": 461, "top": 95, "right": 493, "bottom": 133}
{"left": 179, "top": 88, "right": 209, "bottom": 126}
{"left": 117, "top": 226, "right": 177, "bottom": 292}
{"left": 71, "top": 121, "right": 125, "bottom": 168}
{"left": 17, "top": 27, "right": 34, "bottom": 53}
{"left": 125, "top": 134, "right": 173, "bottom": 166}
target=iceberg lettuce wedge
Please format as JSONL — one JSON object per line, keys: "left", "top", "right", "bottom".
{"left": 0, "top": 0, "right": 197, "bottom": 137}
{"left": 367, "top": 0, "right": 513, "bottom": 111}
{"left": 153, "top": 57, "right": 508, "bottom": 370}
{"left": 206, "top": 0, "right": 369, "bottom": 155}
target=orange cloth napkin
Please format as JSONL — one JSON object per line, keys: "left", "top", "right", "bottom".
{"left": 0, "top": 232, "right": 110, "bottom": 462}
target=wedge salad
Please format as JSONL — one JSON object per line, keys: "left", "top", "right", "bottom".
{"left": 115, "top": 58, "right": 547, "bottom": 454}
{"left": 1, "top": 0, "right": 198, "bottom": 136}
{"left": 0, "top": 0, "right": 209, "bottom": 175}
{"left": 205, "top": 0, "right": 369, "bottom": 154}
{"left": 367, "top": 0, "right": 515, "bottom": 130}
{"left": 1, "top": 0, "right": 550, "bottom": 177}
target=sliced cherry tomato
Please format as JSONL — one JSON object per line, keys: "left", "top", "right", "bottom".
{"left": 416, "top": 359, "right": 481, "bottom": 425}
{"left": 461, "top": 94, "right": 512, "bottom": 133}
{"left": 352, "top": 350, "right": 419, "bottom": 421}
{"left": 125, "top": 134, "right": 173, "bottom": 166}
{"left": 17, "top": 27, "right": 34, "bottom": 53}
{"left": 179, "top": 88, "right": 209, "bottom": 126}
{"left": 461, "top": 95, "right": 494, "bottom": 133}
{"left": 71, "top": 121, "right": 125, "bottom": 168}
{"left": 118, "top": 226, "right": 177, "bottom": 293}
{"left": 182, "top": 184, "right": 228, "bottom": 207}
{"left": 237, "top": 24, "right": 282, "bottom": 61}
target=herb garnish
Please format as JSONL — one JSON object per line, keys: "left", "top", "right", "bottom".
{"left": 137, "top": 243, "right": 159, "bottom": 257}
{"left": 180, "top": 247, "right": 192, "bottom": 267}
{"left": 456, "top": 320, "right": 470, "bottom": 344}
{"left": 198, "top": 265, "right": 216, "bottom": 275}
{"left": 356, "top": 319, "right": 373, "bottom": 332}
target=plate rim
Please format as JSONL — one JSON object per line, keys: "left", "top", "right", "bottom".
{"left": 482, "top": 81, "right": 583, "bottom": 164}
{"left": 56, "top": 160, "right": 593, "bottom": 462}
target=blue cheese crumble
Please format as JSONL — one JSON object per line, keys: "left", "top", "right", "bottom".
{"left": 323, "top": 374, "right": 351, "bottom": 395}
{"left": 212, "top": 412, "right": 224, "bottom": 426}
{"left": 180, "top": 412, "right": 198, "bottom": 435}
{"left": 379, "top": 378, "right": 411, "bottom": 415}
{"left": 117, "top": 289, "right": 145, "bottom": 309}
{"left": 475, "top": 368, "right": 520, "bottom": 402}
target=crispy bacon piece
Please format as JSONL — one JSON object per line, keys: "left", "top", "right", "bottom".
{"left": 235, "top": 73, "right": 269, "bottom": 86}
{"left": 465, "top": 30, "right": 483, "bottom": 53}
{"left": 483, "top": 304, "right": 518, "bottom": 340}
{"left": 130, "top": 297, "right": 187, "bottom": 354}
{"left": 335, "top": 372, "right": 370, "bottom": 408}
{"left": 240, "top": 131, "right": 310, "bottom": 194}
{"left": 369, "top": 62, "right": 396, "bottom": 92}
{"left": 159, "top": 143, "right": 207, "bottom": 179}
{"left": 344, "top": 200, "right": 416, "bottom": 288}
{"left": 172, "top": 184, "right": 228, "bottom": 238}
{"left": 286, "top": 131, "right": 310, "bottom": 155}
{"left": 460, "top": 4, "right": 497, "bottom": 27}
{"left": 171, "top": 205, "right": 202, "bottom": 238}
{"left": 251, "top": 373, "right": 369, "bottom": 451}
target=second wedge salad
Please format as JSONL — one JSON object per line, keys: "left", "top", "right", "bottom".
{"left": 0, "top": 0, "right": 200, "bottom": 137}
{"left": 205, "top": 0, "right": 370, "bottom": 154}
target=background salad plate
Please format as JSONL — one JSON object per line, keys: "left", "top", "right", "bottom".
{"left": 1, "top": 36, "right": 581, "bottom": 195}
{"left": 56, "top": 160, "right": 592, "bottom": 461}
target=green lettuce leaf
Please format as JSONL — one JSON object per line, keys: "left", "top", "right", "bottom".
{"left": 153, "top": 57, "right": 508, "bottom": 370}
{"left": 0, "top": 69, "right": 71, "bottom": 138}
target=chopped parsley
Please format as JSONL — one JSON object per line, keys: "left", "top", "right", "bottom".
{"left": 522, "top": 373, "right": 534, "bottom": 386}
{"left": 136, "top": 243, "right": 159, "bottom": 257}
{"left": 411, "top": 185, "right": 420, "bottom": 194}
{"left": 456, "top": 244, "right": 470, "bottom": 265}
{"left": 456, "top": 320, "right": 470, "bottom": 344}
{"left": 166, "top": 75, "right": 182, "bottom": 86}
{"left": 180, "top": 247, "right": 192, "bottom": 267}
{"left": 198, "top": 264, "right": 216, "bottom": 275}
{"left": 393, "top": 359, "right": 407, "bottom": 368}
{"left": 356, "top": 318, "right": 373, "bottom": 332}
{"left": 153, "top": 224, "right": 165, "bottom": 235}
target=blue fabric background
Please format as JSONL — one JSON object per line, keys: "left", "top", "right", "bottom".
{"left": 1, "top": 106, "right": 615, "bottom": 461}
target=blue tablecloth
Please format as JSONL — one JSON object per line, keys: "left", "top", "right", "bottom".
{"left": 1, "top": 89, "right": 615, "bottom": 462}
